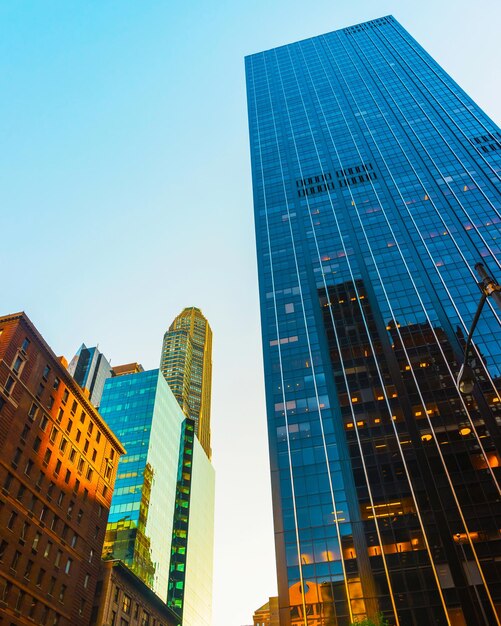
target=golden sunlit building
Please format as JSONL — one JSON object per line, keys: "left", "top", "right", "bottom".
{"left": 160, "top": 307, "right": 213, "bottom": 459}
{"left": 0, "top": 312, "right": 125, "bottom": 626}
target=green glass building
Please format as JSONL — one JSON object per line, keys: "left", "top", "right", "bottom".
{"left": 100, "top": 369, "right": 183, "bottom": 599}
{"left": 100, "top": 369, "right": 215, "bottom": 626}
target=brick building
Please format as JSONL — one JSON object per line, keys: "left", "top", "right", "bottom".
{"left": 92, "top": 560, "right": 179, "bottom": 626}
{"left": 0, "top": 312, "right": 125, "bottom": 625}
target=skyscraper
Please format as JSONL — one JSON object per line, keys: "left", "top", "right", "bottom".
{"left": 67, "top": 343, "right": 112, "bottom": 408}
{"left": 100, "top": 370, "right": 184, "bottom": 599}
{"left": 160, "top": 307, "right": 213, "bottom": 458}
{"left": 246, "top": 15, "right": 501, "bottom": 626}
{"left": 100, "top": 369, "right": 215, "bottom": 626}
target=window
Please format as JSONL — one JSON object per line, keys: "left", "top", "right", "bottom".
{"left": 42, "top": 365, "right": 51, "bottom": 380}
{"left": 35, "top": 567, "right": 45, "bottom": 587}
{"left": 49, "top": 426, "right": 58, "bottom": 444}
{"left": 47, "top": 395, "right": 55, "bottom": 409}
{"left": 13, "top": 355, "right": 23, "bottom": 374}
{"left": 24, "top": 459, "right": 34, "bottom": 477}
{"left": 0, "top": 539, "right": 8, "bottom": 560}
{"left": 44, "top": 541, "right": 52, "bottom": 558}
{"left": 23, "top": 559, "right": 33, "bottom": 579}
{"left": 33, "top": 436, "right": 42, "bottom": 452}
{"left": 67, "top": 501, "right": 74, "bottom": 517}
{"left": 20, "top": 521, "right": 29, "bottom": 540}
{"left": 62, "top": 389, "right": 69, "bottom": 404}
{"left": 69, "top": 447, "right": 77, "bottom": 462}
{"left": 88, "top": 548, "right": 93, "bottom": 563}
{"left": 43, "top": 448, "right": 52, "bottom": 465}
{"left": 29, "top": 402, "right": 38, "bottom": 421}
{"left": 70, "top": 533, "right": 78, "bottom": 548}
{"left": 1, "top": 580, "right": 11, "bottom": 602}
{"left": 54, "top": 459, "right": 62, "bottom": 476}
{"left": 57, "top": 491, "right": 64, "bottom": 506}
{"left": 94, "top": 525, "right": 100, "bottom": 539}
{"left": 96, "top": 431, "right": 101, "bottom": 443}
{"left": 83, "top": 488, "right": 89, "bottom": 501}
{"left": 48, "top": 576, "right": 56, "bottom": 595}
{"left": 77, "top": 509, "right": 83, "bottom": 524}
{"left": 60, "top": 438, "right": 68, "bottom": 453}
{"left": 66, "top": 419, "right": 73, "bottom": 434}
{"left": 70, "top": 400, "right": 77, "bottom": 415}
{"left": 29, "top": 598, "right": 38, "bottom": 618}
{"left": 79, "top": 410, "right": 86, "bottom": 424}
{"left": 32, "top": 532, "right": 42, "bottom": 551}
{"left": 77, "top": 458, "right": 84, "bottom": 473}
{"left": 3, "top": 472, "right": 13, "bottom": 491}
{"left": 39, "top": 505, "right": 47, "bottom": 522}
{"left": 15, "top": 589, "right": 24, "bottom": 611}
{"left": 51, "top": 516, "right": 59, "bottom": 532}
{"left": 83, "top": 573, "right": 89, "bottom": 588}
{"left": 79, "top": 598, "right": 86, "bottom": 616}
{"left": 64, "top": 469, "right": 71, "bottom": 484}
{"left": 12, "top": 447, "right": 22, "bottom": 467}
{"left": 122, "top": 594, "right": 131, "bottom": 614}
{"left": 36, "top": 383, "right": 44, "bottom": 398}
{"left": 59, "top": 584, "right": 66, "bottom": 602}
{"left": 111, "top": 611, "right": 117, "bottom": 626}
{"left": 76, "top": 429, "right": 81, "bottom": 443}
{"left": 5, "top": 375, "right": 15, "bottom": 393}
{"left": 40, "top": 414, "right": 49, "bottom": 431}
{"left": 86, "top": 467, "right": 93, "bottom": 481}
{"left": 87, "top": 422, "right": 94, "bottom": 435}
{"left": 74, "top": 478, "right": 80, "bottom": 494}
{"left": 7, "top": 511, "right": 17, "bottom": 530}
{"left": 21, "top": 338, "right": 30, "bottom": 352}
{"left": 16, "top": 484, "right": 26, "bottom": 502}
{"left": 92, "top": 449, "right": 97, "bottom": 462}
{"left": 53, "top": 377, "right": 60, "bottom": 391}
{"left": 10, "top": 550, "right": 20, "bottom": 571}
{"left": 57, "top": 408, "right": 64, "bottom": 422}
{"left": 36, "top": 471, "right": 44, "bottom": 489}
{"left": 54, "top": 549, "right": 62, "bottom": 567}
{"left": 83, "top": 439, "right": 89, "bottom": 454}
{"left": 64, "top": 557, "right": 72, "bottom": 574}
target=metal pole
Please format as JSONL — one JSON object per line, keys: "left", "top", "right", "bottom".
{"left": 474, "top": 263, "right": 501, "bottom": 312}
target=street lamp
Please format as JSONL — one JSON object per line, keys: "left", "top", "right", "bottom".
{"left": 457, "top": 263, "right": 501, "bottom": 394}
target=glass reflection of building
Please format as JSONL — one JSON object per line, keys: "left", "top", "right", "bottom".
{"left": 100, "top": 369, "right": 183, "bottom": 601}
{"left": 246, "top": 15, "right": 501, "bottom": 626}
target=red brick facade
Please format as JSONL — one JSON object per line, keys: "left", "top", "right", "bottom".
{"left": 0, "top": 312, "right": 125, "bottom": 626}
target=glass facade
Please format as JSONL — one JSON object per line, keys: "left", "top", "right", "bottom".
{"left": 67, "top": 343, "right": 112, "bottom": 407}
{"left": 246, "top": 15, "right": 501, "bottom": 626}
{"left": 100, "top": 369, "right": 183, "bottom": 601}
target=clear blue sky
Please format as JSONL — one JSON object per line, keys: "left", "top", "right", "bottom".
{"left": 2, "top": 2, "right": 500, "bottom": 625}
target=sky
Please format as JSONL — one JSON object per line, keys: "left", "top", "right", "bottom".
{"left": 1, "top": 1, "right": 500, "bottom": 625}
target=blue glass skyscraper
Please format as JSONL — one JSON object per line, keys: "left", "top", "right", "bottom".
{"left": 246, "top": 16, "right": 501, "bottom": 626}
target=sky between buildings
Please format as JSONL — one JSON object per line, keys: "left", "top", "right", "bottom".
{"left": 1, "top": 1, "right": 500, "bottom": 625}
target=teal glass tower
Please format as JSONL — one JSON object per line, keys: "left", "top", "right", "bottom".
{"left": 100, "top": 369, "right": 215, "bottom": 626}
{"left": 246, "top": 15, "right": 501, "bottom": 626}
{"left": 100, "top": 370, "right": 183, "bottom": 599}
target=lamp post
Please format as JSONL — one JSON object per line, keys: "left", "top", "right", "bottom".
{"left": 457, "top": 263, "right": 501, "bottom": 394}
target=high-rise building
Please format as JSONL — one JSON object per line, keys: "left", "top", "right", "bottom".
{"left": 100, "top": 369, "right": 215, "bottom": 626}
{"left": 100, "top": 370, "right": 183, "bottom": 598}
{"left": 160, "top": 307, "right": 213, "bottom": 458}
{"left": 0, "top": 312, "right": 125, "bottom": 626}
{"left": 246, "top": 15, "right": 501, "bottom": 626}
{"left": 68, "top": 344, "right": 112, "bottom": 408}
{"left": 253, "top": 596, "right": 280, "bottom": 626}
